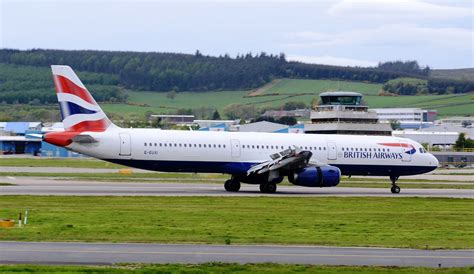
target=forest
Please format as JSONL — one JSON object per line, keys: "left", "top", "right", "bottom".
{"left": 0, "top": 49, "right": 472, "bottom": 105}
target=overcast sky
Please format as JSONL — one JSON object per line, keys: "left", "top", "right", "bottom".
{"left": 1, "top": 0, "right": 472, "bottom": 69}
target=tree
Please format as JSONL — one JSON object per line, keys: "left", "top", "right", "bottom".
{"left": 223, "top": 104, "right": 259, "bottom": 120}
{"left": 277, "top": 116, "right": 297, "bottom": 126}
{"left": 283, "top": 101, "right": 307, "bottom": 110}
{"left": 390, "top": 120, "right": 401, "bottom": 130}
{"left": 166, "top": 90, "right": 177, "bottom": 100}
{"left": 454, "top": 133, "right": 474, "bottom": 150}
{"left": 212, "top": 110, "right": 221, "bottom": 120}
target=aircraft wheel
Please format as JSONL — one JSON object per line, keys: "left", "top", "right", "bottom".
{"left": 391, "top": 185, "right": 400, "bottom": 194}
{"left": 259, "top": 182, "right": 277, "bottom": 193}
{"left": 224, "top": 179, "right": 240, "bottom": 192}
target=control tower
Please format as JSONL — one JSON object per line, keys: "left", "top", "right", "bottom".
{"left": 305, "top": 91, "right": 392, "bottom": 135}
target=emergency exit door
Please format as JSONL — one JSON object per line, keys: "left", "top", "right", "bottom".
{"left": 327, "top": 142, "right": 337, "bottom": 160}
{"left": 230, "top": 139, "right": 241, "bottom": 158}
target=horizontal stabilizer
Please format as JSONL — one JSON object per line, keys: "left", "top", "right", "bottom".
{"left": 71, "top": 134, "right": 98, "bottom": 143}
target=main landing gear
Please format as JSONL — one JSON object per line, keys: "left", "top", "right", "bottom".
{"left": 224, "top": 178, "right": 240, "bottom": 192}
{"left": 259, "top": 182, "right": 277, "bottom": 194}
{"left": 390, "top": 175, "right": 400, "bottom": 194}
{"left": 223, "top": 178, "right": 278, "bottom": 193}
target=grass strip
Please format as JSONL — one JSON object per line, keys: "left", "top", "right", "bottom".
{"left": 0, "top": 196, "right": 472, "bottom": 249}
{"left": 0, "top": 158, "right": 123, "bottom": 169}
{"left": 0, "top": 263, "right": 472, "bottom": 273}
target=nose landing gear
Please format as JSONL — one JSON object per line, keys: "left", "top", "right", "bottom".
{"left": 390, "top": 176, "right": 400, "bottom": 194}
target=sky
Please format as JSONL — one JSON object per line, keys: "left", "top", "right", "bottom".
{"left": 0, "top": 0, "right": 472, "bottom": 69}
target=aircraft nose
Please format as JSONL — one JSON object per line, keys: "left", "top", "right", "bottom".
{"left": 429, "top": 153, "right": 439, "bottom": 168}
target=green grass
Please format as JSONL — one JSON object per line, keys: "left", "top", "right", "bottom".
{"left": 0, "top": 263, "right": 472, "bottom": 273}
{"left": 0, "top": 196, "right": 472, "bottom": 249}
{"left": 262, "top": 78, "right": 382, "bottom": 96}
{"left": 110, "top": 79, "right": 473, "bottom": 117}
{"left": 0, "top": 158, "right": 124, "bottom": 169}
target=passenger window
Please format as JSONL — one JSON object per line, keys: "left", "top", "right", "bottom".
{"left": 218, "top": 144, "right": 221, "bottom": 148}
{"left": 223, "top": 145, "right": 226, "bottom": 148}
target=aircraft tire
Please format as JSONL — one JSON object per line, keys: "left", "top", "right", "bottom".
{"left": 391, "top": 185, "right": 400, "bottom": 194}
{"left": 224, "top": 179, "right": 240, "bottom": 192}
{"left": 260, "top": 182, "right": 277, "bottom": 193}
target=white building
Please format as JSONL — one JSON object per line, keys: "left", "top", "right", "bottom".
{"left": 436, "top": 117, "right": 474, "bottom": 126}
{"left": 372, "top": 108, "right": 437, "bottom": 123}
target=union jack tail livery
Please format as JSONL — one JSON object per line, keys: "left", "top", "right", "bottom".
{"left": 52, "top": 65, "right": 113, "bottom": 132}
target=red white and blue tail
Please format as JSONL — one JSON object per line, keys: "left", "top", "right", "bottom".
{"left": 52, "top": 65, "right": 113, "bottom": 132}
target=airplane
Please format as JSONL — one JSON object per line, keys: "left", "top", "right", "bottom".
{"left": 43, "top": 65, "right": 439, "bottom": 194}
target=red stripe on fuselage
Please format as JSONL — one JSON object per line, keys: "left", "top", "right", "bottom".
{"left": 53, "top": 75, "right": 95, "bottom": 104}
{"left": 378, "top": 143, "right": 412, "bottom": 148}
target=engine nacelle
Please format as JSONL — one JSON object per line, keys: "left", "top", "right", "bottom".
{"left": 289, "top": 166, "right": 341, "bottom": 187}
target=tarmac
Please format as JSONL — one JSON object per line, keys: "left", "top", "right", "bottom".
{"left": 1, "top": 242, "right": 473, "bottom": 267}
{"left": 1, "top": 177, "right": 473, "bottom": 198}
{"left": 1, "top": 166, "right": 473, "bottom": 267}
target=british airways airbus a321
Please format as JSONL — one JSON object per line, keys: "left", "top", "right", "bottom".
{"left": 44, "top": 65, "right": 439, "bottom": 194}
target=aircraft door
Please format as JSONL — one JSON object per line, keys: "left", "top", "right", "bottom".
{"left": 119, "top": 133, "right": 131, "bottom": 156}
{"left": 327, "top": 142, "right": 337, "bottom": 160}
{"left": 230, "top": 139, "right": 241, "bottom": 158}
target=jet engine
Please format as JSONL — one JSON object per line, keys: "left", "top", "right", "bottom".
{"left": 288, "top": 166, "right": 340, "bottom": 187}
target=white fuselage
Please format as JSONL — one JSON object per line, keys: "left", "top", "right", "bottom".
{"left": 67, "top": 128, "right": 439, "bottom": 177}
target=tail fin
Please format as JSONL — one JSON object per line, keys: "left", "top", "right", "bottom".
{"left": 51, "top": 65, "right": 113, "bottom": 132}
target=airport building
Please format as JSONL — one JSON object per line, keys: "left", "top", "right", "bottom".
{"left": 304, "top": 91, "right": 393, "bottom": 135}
{"left": 0, "top": 122, "right": 83, "bottom": 157}
{"left": 372, "top": 108, "right": 437, "bottom": 129}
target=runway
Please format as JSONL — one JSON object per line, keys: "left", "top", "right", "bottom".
{"left": 1, "top": 242, "right": 472, "bottom": 267}
{"left": 1, "top": 177, "right": 473, "bottom": 198}
{"left": 2, "top": 166, "right": 472, "bottom": 181}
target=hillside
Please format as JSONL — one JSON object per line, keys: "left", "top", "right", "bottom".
{"left": 0, "top": 54, "right": 473, "bottom": 122}
{"left": 431, "top": 68, "right": 474, "bottom": 81}
{"left": 115, "top": 79, "right": 473, "bottom": 118}
{"left": 2, "top": 49, "right": 473, "bottom": 95}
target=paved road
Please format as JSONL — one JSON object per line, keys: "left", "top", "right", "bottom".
{"left": 0, "top": 242, "right": 472, "bottom": 267}
{"left": 1, "top": 166, "right": 472, "bottom": 181}
{"left": 1, "top": 177, "right": 473, "bottom": 198}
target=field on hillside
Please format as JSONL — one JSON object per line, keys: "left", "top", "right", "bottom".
{"left": 115, "top": 79, "right": 473, "bottom": 117}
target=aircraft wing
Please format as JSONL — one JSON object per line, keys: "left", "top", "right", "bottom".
{"left": 247, "top": 146, "right": 322, "bottom": 175}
